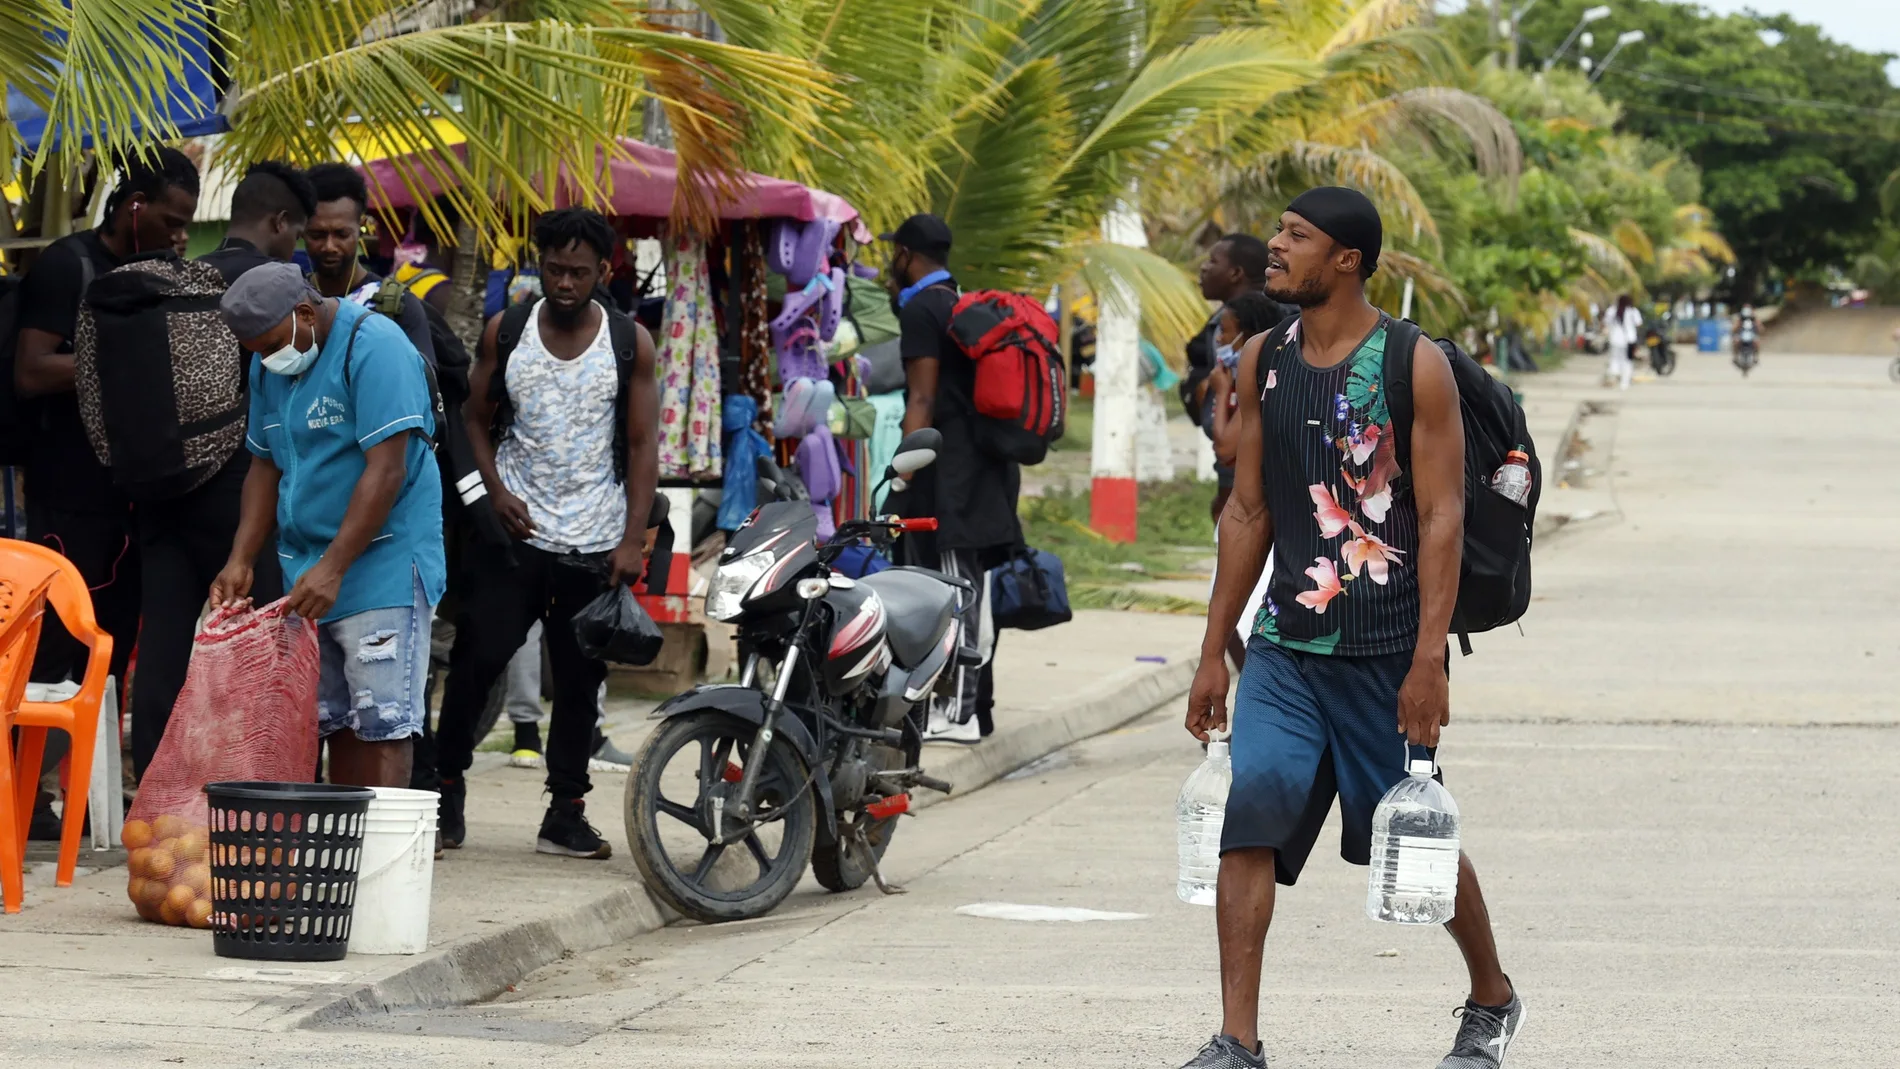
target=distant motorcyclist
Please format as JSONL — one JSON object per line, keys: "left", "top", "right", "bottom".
{"left": 1732, "top": 302, "right": 1760, "bottom": 376}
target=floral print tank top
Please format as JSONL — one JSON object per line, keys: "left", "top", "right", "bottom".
{"left": 1252, "top": 314, "right": 1420, "bottom": 656}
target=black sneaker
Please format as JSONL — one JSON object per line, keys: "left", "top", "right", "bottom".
{"left": 1438, "top": 989, "right": 1527, "bottom": 1069}
{"left": 28, "top": 792, "right": 63, "bottom": 841}
{"left": 1179, "top": 1035, "right": 1266, "bottom": 1069}
{"left": 536, "top": 798, "right": 611, "bottom": 859}
{"left": 438, "top": 777, "right": 466, "bottom": 850}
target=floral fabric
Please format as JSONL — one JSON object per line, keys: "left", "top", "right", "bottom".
{"left": 656, "top": 232, "right": 722, "bottom": 480}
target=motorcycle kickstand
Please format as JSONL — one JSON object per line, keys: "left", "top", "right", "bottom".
{"left": 849, "top": 824, "right": 906, "bottom": 895}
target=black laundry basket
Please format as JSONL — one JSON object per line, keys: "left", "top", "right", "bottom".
{"left": 204, "top": 781, "right": 376, "bottom": 961}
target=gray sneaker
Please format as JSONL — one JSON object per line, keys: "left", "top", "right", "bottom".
{"left": 1438, "top": 991, "right": 1526, "bottom": 1068}
{"left": 1180, "top": 1034, "right": 1266, "bottom": 1069}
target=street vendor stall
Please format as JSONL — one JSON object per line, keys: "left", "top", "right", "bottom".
{"left": 356, "top": 138, "right": 893, "bottom": 686}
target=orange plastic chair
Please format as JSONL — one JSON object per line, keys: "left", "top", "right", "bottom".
{"left": 0, "top": 569, "right": 55, "bottom": 913}
{"left": 0, "top": 540, "right": 115, "bottom": 889}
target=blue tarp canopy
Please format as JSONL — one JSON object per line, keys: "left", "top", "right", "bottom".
{"left": 6, "top": 16, "right": 226, "bottom": 155}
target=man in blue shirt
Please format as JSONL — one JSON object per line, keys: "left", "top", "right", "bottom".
{"left": 210, "top": 262, "right": 445, "bottom": 789}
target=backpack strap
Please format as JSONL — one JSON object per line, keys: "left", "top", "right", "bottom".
{"left": 1382, "top": 315, "right": 1424, "bottom": 477}
{"left": 490, "top": 302, "right": 536, "bottom": 400}
{"left": 339, "top": 312, "right": 371, "bottom": 389}
{"left": 606, "top": 306, "right": 641, "bottom": 484}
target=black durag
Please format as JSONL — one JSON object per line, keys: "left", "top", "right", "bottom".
{"left": 1286, "top": 186, "right": 1383, "bottom": 276}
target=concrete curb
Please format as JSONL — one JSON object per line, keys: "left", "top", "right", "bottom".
{"left": 294, "top": 883, "right": 672, "bottom": 1029}
{"left": 295, "top": 643, "right": 1201, "bottom": 1026}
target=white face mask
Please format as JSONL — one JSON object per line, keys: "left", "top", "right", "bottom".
{"left": 1214, "top": 341, "right": 1239, "bottom": 367}
{"left": 261, "top": 314, "right": 319, "bottom": 376}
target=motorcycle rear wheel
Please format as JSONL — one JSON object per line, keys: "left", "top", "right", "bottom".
{"left": 626, "top": 712, "right": 817, "bottom": 923}
{"left": 811, "top": 741, "right": 913, "bottom": 892}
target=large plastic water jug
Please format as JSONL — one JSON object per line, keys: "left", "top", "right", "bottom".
{"left": 1366, "top": 755, "right": 1460, "bottom": 924}
{"left": 1176, "top": 733, "right": 1231, "bottom": 905}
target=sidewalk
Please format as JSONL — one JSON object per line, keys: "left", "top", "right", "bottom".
{"left": 0, "top": 608, "right": 1203, "bottom": 1034}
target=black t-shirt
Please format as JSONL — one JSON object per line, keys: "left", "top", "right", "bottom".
{"left": 198, "top": 235, "right": 277, "bottom": 286}
{"left": 15, "top": 228, "right": 125, "bottom": 511}
{"left": 896, "top": 280, "right": 1022, "bottom": 556}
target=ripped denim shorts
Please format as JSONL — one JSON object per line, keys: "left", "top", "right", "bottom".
{"left": 315, "top": 568, "right": 432, "bottom": 742}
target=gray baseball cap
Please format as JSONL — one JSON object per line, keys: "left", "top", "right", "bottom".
{"left": 219, "top": 261, "right": 320, "bottom": 340}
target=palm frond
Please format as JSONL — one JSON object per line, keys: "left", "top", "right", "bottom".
{"left": 1611, "top": 219, "right": 1655, "bottom": 265}
{"left": 1318, "top": 0, "right": 1436, "bottom": 59}
{"left": 1335, "top": 87, "right": 1522, "bottom": 183}
{"left": 1369, "top": 248, "right": 1467, "bottom": 328}
{"left": 1568, "top": 227, "right": 1640, "bottom": 291}
{"left": 1229, "top": 141, "right": 1440, "bottom": 247}
{"left": 1058, "top": 239, "right": 1211, "bottom": 356}
{"left": 21, "top": 0, "right": 218, "bottom": 178}
{"left": 223, "top": 18, "right": 833, "bottom": 237}
{"left": 931, "top": 59, "right": 1075, "bottom": 285}
{"left": 1062, "top": 28, "right": 1317, "bottom": 181}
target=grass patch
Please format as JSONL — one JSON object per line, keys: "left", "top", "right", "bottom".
{"left": 1019, "top": 476, "right": 1216, "bottom": 587}
{"left": 1070, "top": 583, "right": 1210, "bottom": 615}
{"left": 1050, "top": 395, "right": 1093, "bottom": 452}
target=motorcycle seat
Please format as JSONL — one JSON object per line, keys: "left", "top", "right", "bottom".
{"left": 860, "top": 569, "right": 958, "bottom": 669}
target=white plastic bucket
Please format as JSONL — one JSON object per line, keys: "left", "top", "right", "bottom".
{"left": 349, "top": 786, "right": 439, "bottom": 955}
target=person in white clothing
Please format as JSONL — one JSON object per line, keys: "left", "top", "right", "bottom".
{"left": 1604, "top": 294, "right": 1644, "bottom": 390}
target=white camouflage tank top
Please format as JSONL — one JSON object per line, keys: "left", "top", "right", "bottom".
{"left": 495, "top": 301, "right": 626, "bottom": 553}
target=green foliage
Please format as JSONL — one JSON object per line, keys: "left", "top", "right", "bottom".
{"left": 1018, "top": 476, "right": 1215, "bottom": 586}
{"left": 1445, "top": 0, "right": 1900, "bottom": 293}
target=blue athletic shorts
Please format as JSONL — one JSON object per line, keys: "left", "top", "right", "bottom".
{"left": 1221, "top": 636, "right": 1440, "bottom": 886}
{"left": 315, "top": 569, "right": 433, "bottom": 742}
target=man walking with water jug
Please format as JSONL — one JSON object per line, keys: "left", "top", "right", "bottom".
{"left": 1179, "top": 187, "right": 1522, "bottom": 1069}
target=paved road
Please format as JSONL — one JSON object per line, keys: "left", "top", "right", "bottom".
{"left": 11, "top": 352, "right": 1898, "bottom": 1067}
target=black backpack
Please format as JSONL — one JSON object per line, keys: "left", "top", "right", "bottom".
{"left": 1382, "top": 318, "right": 1539, "bottom": 653}
{"left": 352, "top": 278, "right": 451, "bottom": 451}
{"left": 491, "top": 301, "right": 643, "bottom": 483}
{"left": 75, "top": 255, "right": 247, "bottom": 500}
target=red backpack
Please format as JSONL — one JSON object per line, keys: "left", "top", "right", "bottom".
{"left": 946, "top": 290, "right": 1066, "bottom": 465}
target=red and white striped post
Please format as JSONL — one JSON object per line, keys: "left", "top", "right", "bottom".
{"left": 1089, "top": 204, "right": 1145, "bottom": 543}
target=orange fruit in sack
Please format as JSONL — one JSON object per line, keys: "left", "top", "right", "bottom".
{"left": 186, "top": 898, "right": 213, "bottom": 929}
{"left": 165, "top": 883, "right": 196, "bottom": 917}
{"left": 159, "top": 898, "right": 187, "bottom": 926}
{"left": 171, "top": 831, "right": 205, "bottom": 864}
{"left": 135, "top": 876, "right": 168, "bottom": 912}
{"left": 127, "top": 847, "right": 155, "bottom": 878}
{"left": 153, "top": 814, "right": 188, "bottom": 841}
{"left": 127, "top": 876, "right": 149, "bottom": 906}
{"left": 180, "top": 863, "right": 211, "bottom": 897}
{"left": 122, "top": 820, "right": 153, "bottom": 851}
{"left": 134, "top": 897, "right": 161, "bottom": 922}
{"left": 144, "top": 848, "right": 177, "bottom": 882}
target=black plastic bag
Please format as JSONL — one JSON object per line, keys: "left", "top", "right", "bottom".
{"left": 572, "top": 585, "right": 664, "bottom": 665}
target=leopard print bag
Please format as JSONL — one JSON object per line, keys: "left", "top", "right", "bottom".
{"left": 75, "top": 256, "right": 247, "bottom": 500}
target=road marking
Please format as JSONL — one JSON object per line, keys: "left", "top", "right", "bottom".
{"left": 954, "top": 902, "right": 1147, "bottom": 923}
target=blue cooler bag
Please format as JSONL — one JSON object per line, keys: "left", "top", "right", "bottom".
{"left": 990, "top": 547, "right": 1072, "bottom": 631}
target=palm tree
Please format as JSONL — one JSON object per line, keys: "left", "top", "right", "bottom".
{"left": 1142, "top": 0, "right": 1524, "bottom": 320}
{"left": 3, "top": 0, "right": 832, "bottom": 247}
{"left": 699, "top": 0, "right": 1330, "bottom": 348}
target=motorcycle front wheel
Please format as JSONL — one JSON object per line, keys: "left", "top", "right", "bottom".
{"left": 626, "top": 712, "right": 817, "bottom": 923}
{"left": 1652, "top": 348, "right": 1677, "bottom": 376}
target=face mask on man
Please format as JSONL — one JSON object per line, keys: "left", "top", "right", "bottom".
{"left": 261, "top": 313, "right": 320, "bottom": 376}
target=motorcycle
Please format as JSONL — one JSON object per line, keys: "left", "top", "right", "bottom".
{"left": 1643, "top": 321, "right": 1677, "bottom": 377}
{"left": 625, "top": 429, "right": 968, "bottom": 923}
{"left": 1733, "top": 321, "right": 1759, "bottom": 377}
